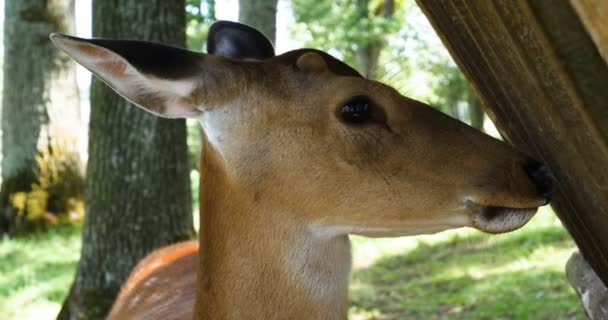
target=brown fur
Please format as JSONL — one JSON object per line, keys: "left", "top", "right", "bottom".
{"left": 107, "top": 241, "right": 198, "bottom": 320}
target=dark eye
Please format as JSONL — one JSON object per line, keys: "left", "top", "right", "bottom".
{"left": 340, "top": 96, "right": 373, "bottom": 124}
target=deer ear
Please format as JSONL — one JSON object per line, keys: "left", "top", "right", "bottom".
{"left": 207, "top": 20, "right": 275, "bottom": 60}
{"left": 50, "top": 33, "right": 207, "bottom": 118}
{"left": 296, "top": 52, "right": 328, "bottom": 74}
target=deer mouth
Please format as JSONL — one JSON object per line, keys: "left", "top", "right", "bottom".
{"left": 468, "top": 203, "right": 537, "bottom": 234}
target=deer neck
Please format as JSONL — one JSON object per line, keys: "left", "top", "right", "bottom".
{"left": 194, "top": 141, "right": 352, "bottom": 320}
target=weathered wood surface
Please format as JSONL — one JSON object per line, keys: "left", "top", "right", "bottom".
{"left": 416, "top": 0, "right": 608, "bottom": 285}
{"left": 567, "top": 251, "right": 608, "bottom": 319}
{"left": 571, "top": 0, "right": 608, "bottom": 64}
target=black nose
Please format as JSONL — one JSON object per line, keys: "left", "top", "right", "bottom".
{"left": 523, "top": 160, "right": 554, "bottom": 203}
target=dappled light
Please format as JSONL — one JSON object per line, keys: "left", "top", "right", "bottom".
{"left": 349, "top": 209, "right": 582, "bottom": 319}
{"left": 0, "top": 210, "right": 582, "bottom": 319}
{"left": 0, "top": 225, "right": 81, "bottom": 318}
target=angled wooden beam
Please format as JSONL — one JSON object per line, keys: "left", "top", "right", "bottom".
{"left": 416, "top": 0, "right": 608, "bottom": 285}
{"left": 570, "top": 0, "right": 608, "bottom": 64}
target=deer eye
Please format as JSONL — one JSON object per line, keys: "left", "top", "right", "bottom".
{"left": 340, "top": 96, "right": 373, "bottom": 124}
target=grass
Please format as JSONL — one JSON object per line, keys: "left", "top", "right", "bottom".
{"left": 0, "top": 208, "right": 584, "bottom": 319}
{"left": 349, "top": 207, "right": 584, "bottom": 319}
{"left": 0, "top": 224, "right": 81, "bottom": 319}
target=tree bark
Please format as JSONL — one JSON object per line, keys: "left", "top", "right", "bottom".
{"left": 239, "top": 0, "right": 278, "bottom": 44}
{"left": 1, "top": 0, "right": 81, "bottom": 234}
{"left": 58, "top": 1, "right": 194, "bottom": 319}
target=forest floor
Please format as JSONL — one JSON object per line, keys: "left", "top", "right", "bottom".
{"left": 1, "top": 207, "right": 585, "bottom": 320}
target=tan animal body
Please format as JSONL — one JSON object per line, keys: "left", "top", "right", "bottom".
{"left": 51, "top": 21, "right": 553, "bottom": 320}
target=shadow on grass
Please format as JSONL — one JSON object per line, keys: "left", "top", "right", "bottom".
{"left": 349, "top": 225, "right": 585, "bottom": 320}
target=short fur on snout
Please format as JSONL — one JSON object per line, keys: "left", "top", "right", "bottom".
{"left": 52, "top": 20, "right": 550, "bottom": 320}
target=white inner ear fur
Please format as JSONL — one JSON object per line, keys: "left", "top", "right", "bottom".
{"left": 143, "top": 77, "right": 200, "bottom": 118}
{"left": 52, "top": 36, "right": 200, "bottom": 119}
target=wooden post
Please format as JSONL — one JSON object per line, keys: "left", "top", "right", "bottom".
{"left": 416, "top": 0, "right": 608, "bottom": 285}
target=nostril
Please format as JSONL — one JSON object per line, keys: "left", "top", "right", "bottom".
{"left": 523, "top": 160, "right": 555, "bottom": 203}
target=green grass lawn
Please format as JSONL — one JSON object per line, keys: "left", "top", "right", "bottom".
{"left": 349, "top": 207, "right": 584, "bottom": 319}
{"left": 0, "top": 208, "right": 584, "bottom": 319}
{"left": 0, "top": 224, "right": 81, "bottom": 319}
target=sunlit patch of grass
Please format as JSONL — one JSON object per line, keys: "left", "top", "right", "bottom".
{"left": 348, "top": 207, "right": 584, "bottom": 319}
{"left": 0, "top": 224, "right": 81, "bottom": 320}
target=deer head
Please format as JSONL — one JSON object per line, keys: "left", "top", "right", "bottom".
{"left": 51, "top": 21, "right": 553, "bottom": 319}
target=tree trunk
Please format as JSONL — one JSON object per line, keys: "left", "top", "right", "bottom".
{"left": 1, "top": 0, "right": 81, "bottom": 234}
{"left": 239, "top": 0, "right": 278, "bottom": 44}
{"left": 356, "top": 42, "right": 382, "bottom": 80}
{"left": 58, "top": 1, "right": 194, "bottom": 319}
{"left": 355, "top": 0, "right": 394, "bottom": 79}
{"left": 468, "top": 88, "right": 485, "bottom": 131}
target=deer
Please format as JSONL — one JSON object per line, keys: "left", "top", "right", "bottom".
{"left": 51, "top": 21, "right": 554, "bottom": 320}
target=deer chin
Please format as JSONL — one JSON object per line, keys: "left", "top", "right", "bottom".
{"left": 469, "top": 204, "right": 538, "bottom": 234}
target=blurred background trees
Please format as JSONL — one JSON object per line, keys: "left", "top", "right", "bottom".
{"left": 239, "top": 0, "right": 278, "bottom": 44}
{"left": 292, "top": 0, "right": 399, "bottom": 79}
{"left": 291, "top": 0, "right": 486, "bottom": 129}
{"left": 0, "top": 0, "right": 492, "bottom": 237}
{"left": 185, "top": 0, "right": 216, "bottom": 50}
{"left": 1, "top": 0, "right": 84, "bottom": 235}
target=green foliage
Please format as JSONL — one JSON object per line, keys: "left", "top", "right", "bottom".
{"left": 187, "top": 120, "right": 202, "bottom": 172}
{"left": 291, "top": 0, "right": 484, "bottom": 126}
{"left": 292, "top": 0, "right": 401, "bottom": 70}
{"left": 6, "top": 144, "right": 84, "bottom": 234}
{"left": 184, "top": 1, "right": 212, "bottom": 220}
{"left": 186, "top": 0, "right": 216, "bottom": 50}
{"left": 424, "top": 55, "right": 470, "bottom": 117}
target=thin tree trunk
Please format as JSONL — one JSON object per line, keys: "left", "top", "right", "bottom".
{"left": 58, "top": 1, "right": 194, "bottom": 319}
{"left": 356, "top": 43, "right": 382, "bottom": 80}
{"left": 355, "top": 0, "right": 394, "bottom": 79}
{"left": 1, "top": 0, "right": 81, "bottom": 234}
{"left": 468, "top": 88, "right": 485, "bottom": 131}
{"left": 239, "top": 0, "right": 278, "bottom": 44}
